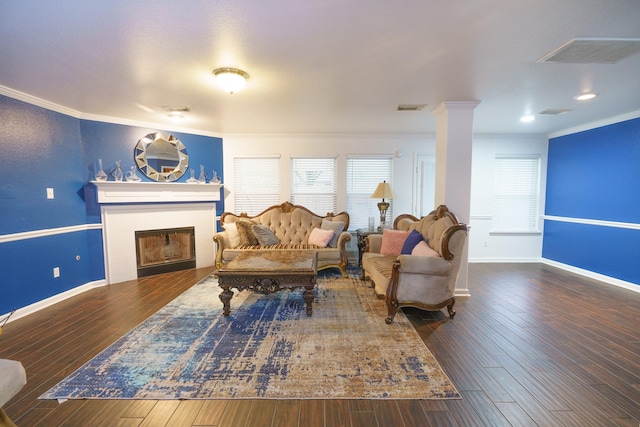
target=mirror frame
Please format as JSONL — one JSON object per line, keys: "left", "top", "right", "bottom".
{"left": 134, "top": 132, "right": 189, "bottom": 182}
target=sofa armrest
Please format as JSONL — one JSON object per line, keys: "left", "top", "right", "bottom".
{"left": 364, "top": 234, "right": 383, "bottom": 254}
{"left": 396, "top": 254, "right": 451, "bottom": 275}
{"left": 213, "top": 231, "right": 229, "bottom": 269}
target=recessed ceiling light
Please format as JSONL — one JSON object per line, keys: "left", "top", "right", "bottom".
{"left": 574, "top": 93, "right": 597, "bottom": 101}
{"left": 520, "top": 115, "right": 535, "bottom": 123}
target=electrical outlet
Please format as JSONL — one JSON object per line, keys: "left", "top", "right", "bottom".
{"left": 46, "top": 188, "right": 55, "bottom": 199}
{"left": 53, "top": 267, "right": 60, "bottom": 278}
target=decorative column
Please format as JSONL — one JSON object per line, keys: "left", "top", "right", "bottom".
{"left": 433, "top": 101, "right": 480, "bottom": 296}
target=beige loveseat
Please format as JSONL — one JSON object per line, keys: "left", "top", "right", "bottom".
{"left": 362, "top": 205, "right": 468, "bottom": 323}
{"left": 214, "top": 202, "right": 351, "bottom": 276}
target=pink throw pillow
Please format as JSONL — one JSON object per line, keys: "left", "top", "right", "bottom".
{"left": 308, "top": 227, "right": 335, "bottom": 247}
{"left": 380, "top": 229, "right": 410, "bottom": 256}
{"left": 411, "top": 240, "right": 440, "bottom": 257}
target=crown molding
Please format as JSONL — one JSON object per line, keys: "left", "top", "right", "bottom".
{"left": 548, "top": 109, "right": 640, "bottom": 139}
{"left": 0, "top": 85, "right": 224, "bottom": 139}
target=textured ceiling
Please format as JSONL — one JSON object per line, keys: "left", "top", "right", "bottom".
{"left": 1, "top": 0, "right": 640, "bottom": 136}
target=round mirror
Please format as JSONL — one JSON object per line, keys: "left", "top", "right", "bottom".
{"left": 134, "top": 132, "right": 188, "bottom": 182}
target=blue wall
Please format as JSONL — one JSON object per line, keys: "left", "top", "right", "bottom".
{"left": 543, "top": 117, "right": 640, "bottom": 285}
{"left": 0, "top": 94, "right": 224, "bottom": 315}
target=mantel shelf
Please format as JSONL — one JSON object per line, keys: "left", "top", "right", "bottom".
{"left": 91, "top": 181, "right": 223, "bottom": 204}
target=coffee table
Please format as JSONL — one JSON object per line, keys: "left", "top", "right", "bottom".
{"left": 215, "top": 250, "right": 318, "bottom": 316}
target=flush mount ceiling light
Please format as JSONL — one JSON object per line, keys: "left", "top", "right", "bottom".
{"left": 574, "top": 93, "right": 597, "bottom": 101}
{"left": 520, "top": 114, "right": 535, "bottom": 123}
{"left": 213, "top": 68, "right": 249, "bottom": 94}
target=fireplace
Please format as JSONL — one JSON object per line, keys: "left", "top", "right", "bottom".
{"left": 92, "top": 181, "right": 222, "bottom": 284}
{"left": 135, "top": 227, "right": 196, "bottom": 277}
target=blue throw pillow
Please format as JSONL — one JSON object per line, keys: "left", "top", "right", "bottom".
{"left": 401, "top": 230, "right": 424, "bottom": 254}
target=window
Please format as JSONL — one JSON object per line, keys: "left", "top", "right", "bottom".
{"left": 492, "top": 155, "right": 541, "bottom": 233}
{"left": 346, "top": 156, "right": 393, "bottom": 231}
{"left": 290, "top": 157, "right": 337, "bottom": 214}
{"left": 233, "top": 156, "right": 280, "bottom": 215}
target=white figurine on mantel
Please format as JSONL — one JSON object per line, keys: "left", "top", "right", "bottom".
{"left": 211, "top": 170, "right": 221, "bottom": 184}
{"left": 198, "top": 165, "right": 207, "bottom": 183}
{"left": 186, "top": 168, "right": 199, "bottom": 183}
{"left": 125, "top": 166, "right": 141, "bottom": 182}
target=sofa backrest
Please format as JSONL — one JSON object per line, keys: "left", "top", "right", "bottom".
{"left": 220, "top": 202, "right": 350, "bottom": 245}
{"left": 394, "top": 205, "right": 467, "bottom": 260}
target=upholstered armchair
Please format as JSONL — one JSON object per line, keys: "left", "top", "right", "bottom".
{"left": 362, "top": 205, "right": 468, "bottom": 324}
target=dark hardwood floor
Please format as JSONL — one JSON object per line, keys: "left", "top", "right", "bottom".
{"left": 1, "top": 263, "right": 639, "bottom": 426}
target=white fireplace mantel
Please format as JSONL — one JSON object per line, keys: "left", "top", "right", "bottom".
{"left": 92, "top": 181, "right": 222, "bottom": 204}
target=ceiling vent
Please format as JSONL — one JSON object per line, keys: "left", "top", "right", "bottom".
{"left": 162, "top": 106, "right": 191, "bottom": 113}
{"left": 539, "top": 108, "right": 572, "bottom": 115}
{"left": 537, "top": 38, "right": 640, "bottom": 64}
{"left": 397, "top": 104, "right": 427, "bottom": 111}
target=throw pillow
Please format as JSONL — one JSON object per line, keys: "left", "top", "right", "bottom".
{"left": 308, "top": 227, "right": 335, "bottom": 247}
{"left": 235, "top": 220, "right": 259, "bottom": 246}
{"left": 252, "top": 224, "right": 280, "bottom": 246}
{"left": 321, "top": 219, "right": 345, "bottom": 248}
{"left": 411, "top": 240, "right": 440, "bottom": 257}
{"left": 401, "top": 230, "right": 424, "bottom": 254}
{"left": 380, "top": 229, "right": 410, "bottom": 256}
{"left": 223, "top": 222, "right": 241, "bottom": 248}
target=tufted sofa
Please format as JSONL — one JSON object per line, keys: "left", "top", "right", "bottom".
{"left": 362, "top": 205, "right": 468, "bottom": 323}
{"left": 214, "top": 202, "right": 351, "bottom": 276}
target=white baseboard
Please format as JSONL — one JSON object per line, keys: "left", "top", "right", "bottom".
{"left": 469, "top": 257, "right": 541, "bottom": 263}
{"left": 2, "top": 279, "right": 107, "bottom": 324}
{"left": 541, "top": 259, "right": 640, "bottom": 294}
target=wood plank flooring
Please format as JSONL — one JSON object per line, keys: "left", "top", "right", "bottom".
{"left": 1, "top": 263, "right": 639, "bottom": 426}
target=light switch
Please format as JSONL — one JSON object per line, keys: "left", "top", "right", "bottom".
{"left": 47, "top": 188, "right": 55, "bottom": 199}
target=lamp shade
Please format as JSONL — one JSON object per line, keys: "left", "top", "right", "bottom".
{"left": 370, "top": 181, "right": 395, "bottom": 200}
{"left": 213, "top": 68, "right": 249, "bottom": 94}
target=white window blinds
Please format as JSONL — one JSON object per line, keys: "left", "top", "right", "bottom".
{"left": 290, "top": 157, "right": 337, "bottom": 214}
{"left": 233, "top": 156, "right": 281, "bottom": 215}
{"left": 346, "top": 156, "right": 393, "bottom": 231}
{"left": 493, "top": 155, "right": 541, "bottom": 233}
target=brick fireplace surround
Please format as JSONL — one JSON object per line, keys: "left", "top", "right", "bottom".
{"left": 93, "top": 181, "right": 222, "bottom": 284}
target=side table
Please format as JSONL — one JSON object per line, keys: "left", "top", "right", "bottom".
{"left": 356, "top": 228, "right": 382, "bottom": 266}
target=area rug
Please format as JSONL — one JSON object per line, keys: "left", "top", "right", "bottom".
{"left": 40, "top": 272, "right": 460, "bottom": 400}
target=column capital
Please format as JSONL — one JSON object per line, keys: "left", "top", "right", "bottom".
{"left": 432, "top": 101, "right": 481, "bottom": 116}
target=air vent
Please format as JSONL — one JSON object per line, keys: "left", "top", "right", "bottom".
{"left": 397, "top": 104, "right": 427, "bottom": 111}
{"left": 538, "top": 38, "right": 640, "bottom": 64}
{"left": 539, "top": 108, "right": 572, "bottom": 115}
{"left": 162, "top": 106, "right": 191, "bottom": 113}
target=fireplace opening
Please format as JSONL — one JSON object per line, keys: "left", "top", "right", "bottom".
{"left": 135, "top": 226, "right": 196, "bottom": 277}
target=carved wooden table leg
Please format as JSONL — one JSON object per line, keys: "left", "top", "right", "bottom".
{"left": 303, "top": 285, "right": 315, "bottom": 316}
{"left": 219, "top": 285, "right": 234, "bottom": 316}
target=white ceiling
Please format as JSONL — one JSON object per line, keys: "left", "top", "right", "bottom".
{"left": 2, "top": 1, "right": 640, "bottom": 136}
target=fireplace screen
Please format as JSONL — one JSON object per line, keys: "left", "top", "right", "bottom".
{"left": 135, "top": 227, "right": 196, "bottom": 277}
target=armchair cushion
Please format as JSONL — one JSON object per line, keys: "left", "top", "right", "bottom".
{"left": 411, "top": 240, "right": 440, "bottom": 258}
{"left": 252, "top": 224, "right": 280, "bottom": 246}
{"left": 321, "top": 219, "right": 344, "bottom": 248}
{"left": 401, "top": 230, "right": 424, "bottom": 254}
{"left": 380, "top": 229, "right": 410, "bottom": 256}
{"left": 236, "top": 220, "right": 259, "bottom": 246}
{"left": 223, "top": 222, "right": 241, "bottom": 248}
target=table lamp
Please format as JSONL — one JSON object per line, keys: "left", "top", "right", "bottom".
{"left": 370, "top": 181, "right": 395, "bottom": 230}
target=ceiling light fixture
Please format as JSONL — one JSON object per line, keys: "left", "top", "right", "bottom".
{"left": 574, "top": 93, "right": 597, "bottom": 101}
{"left": 213, "top": 67, "right": 249, "bottom": 94}
{"left": 520, "top": 114, "right": 535, "bottom": 123}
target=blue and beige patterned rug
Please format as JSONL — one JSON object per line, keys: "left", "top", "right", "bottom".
{"left": 40, "top": 272, "right": 459, "bottom": 400}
